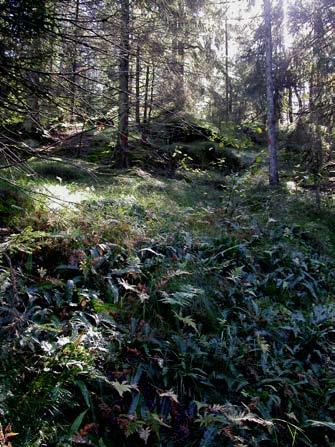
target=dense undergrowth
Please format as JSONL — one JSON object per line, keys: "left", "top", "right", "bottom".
{"left": 0, "top": 149, "right": 335, "bottom": 446}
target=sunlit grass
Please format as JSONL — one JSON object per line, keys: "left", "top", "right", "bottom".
{"left": 18, "top": 166, "right": 226, "bottom": 248}
{"left": 15, "top": 159, "right": 335, "bottom": 261}
{"left": 36, "top": 183, "right": 97, "bottom": 210}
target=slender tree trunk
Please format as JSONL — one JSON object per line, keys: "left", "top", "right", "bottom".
{"left": 23, "top": 71, "right": 41, "bottom": 134}
{"left": 141, "top": 65, "right": 150, "bottom": 143}
{"left": 309, "top": 73, "right": 314, "bottom": 114}
{"left": 177, "top": 41, "right": 185, "bottom": 110}
{"left": 23, "top": 37, "right": 41, "bottom": 135}
{"left": 310, "top": 4, "right": 323, "bottom": 123}
{"left": 128, "top": 60, "right": 134, "bottom": 111}
{"left": 288, "top": 87, "right": 293, "bottom": 123}
{"left": 118, "top": 0, "right": 130, "bottom": 167}
{"left": 229, "top": 79, "right": 233, "bottom": 115}
{"left": 48, "top": 1, "right": 57, "bottom": 74}
{"left": 148, "top": 66, "right": 155, "bottom": 124}
{"left": 328, "top": 92, "right": 335, "bottom": 160}
{"left": 264, "top": 0, "right": 279, "bottom": 185}
{"left": 143, "top": 65, "right": 150, "bottom": 126}
{"left": 135, "top": 44, "right": 141, "bottom": 128}
{"left": 310, "top": 2, "right": 323, "bottom": 208}
{"left": 70, "top": 0, "right": 80, "bottom": 123}
{"left": 173, "top": 0, "right": 185, "bottom": 111}
{"left": 225, "top": 16, "right": 230, "bottom": 122}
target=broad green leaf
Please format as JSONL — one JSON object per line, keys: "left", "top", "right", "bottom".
{"left": 69, "top": 409, "right": 88, "bottom": 435}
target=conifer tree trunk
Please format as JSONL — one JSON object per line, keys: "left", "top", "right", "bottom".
{"left": 310, "top": 2, "right": 323, "bottom": 208}
{"left": 23, "top": 72, "right": 40, "bottom": 134}
{"left": 70, "top": 0, "right": 80, "bottom": 123}
{"left": 172, "top": 0, "right": 185, "bottom": 111}
{"left": 288, "top": 87, "right": 293, "bottom": 123}
{"left": 141, "top": 65, "right": 150, "bottom": 143}
{"left": 264, "top": 0, "right": 279, "bottom": 186}
{"left": 135, "top": 44, "right": 141, "bottom": 128}
{"left": 118, "top": 0, "right": 130, "bottom": 167}
{"left": 143, "top": 65, "right": 150, "bottom": 126}
{"left": 148, "top": 66, "right": 155, "bottom": 124}
{"left": 23, "top": 39, "right": 41, "bottom": 135}
{"left": 225, "top": 16, "right": 230, "bottom": 122}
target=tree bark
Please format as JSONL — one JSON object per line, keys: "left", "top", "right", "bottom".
{"left": 141, "top": 65, "right": 150, "bottom": 143}
{"left": 264, "top": 0, "right": 279, "bottom": 186}
{"left": 70, "top": 0, "right": 80, "bottom": 123}
{"left": 23, "top": 71, "right": 41, "bottom": 134}
{"left": 143, "top": 65, "right": 150, "bottom": 126}
{"left": 310, "top": 2, "right": 324, "bottom": 208}
{"left": 118, "top": 0, "right": 130, "bottom": 167}
{"left": 288, "top": 87, "right": 293, "bottom": 123}
{"left": 23, "top": 37, "right": 41, "bottom": 135}
{"left": 172, "top": 0, "right": 185, "bottom": 111}
{"left": 135, "top": 44, "right": 141, "bottom": 128}
{"left": 225, "top": 16, "right": 230, "bottom": 122}
{"left": 148, "top": 66, "right": 155, "bottom": 124}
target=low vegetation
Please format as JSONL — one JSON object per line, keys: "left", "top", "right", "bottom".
{"left": 0, "top": 144, "right": 334, "bottom": 446}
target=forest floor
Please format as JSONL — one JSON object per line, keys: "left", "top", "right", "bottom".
{"left": 1, "top": 145, "right": 335, "bottom": 446}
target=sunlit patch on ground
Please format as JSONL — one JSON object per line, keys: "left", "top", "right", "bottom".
{"left": 37, "top": 183, "right": 97, "bottom": 210}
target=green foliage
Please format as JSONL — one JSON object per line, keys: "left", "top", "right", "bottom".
{"left": 0, "top": 180, "right": 33, "bottom": 226}
{"left": 0, "top": 168, "right": 334, "bottom": 447}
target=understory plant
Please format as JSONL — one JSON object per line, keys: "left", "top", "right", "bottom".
{"left": 0, "top": 208, "right": 334, "bottom": 447}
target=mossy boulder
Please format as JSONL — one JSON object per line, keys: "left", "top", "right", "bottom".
{"left": 31, "top": 160, "right": 89, "bottom": 182}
